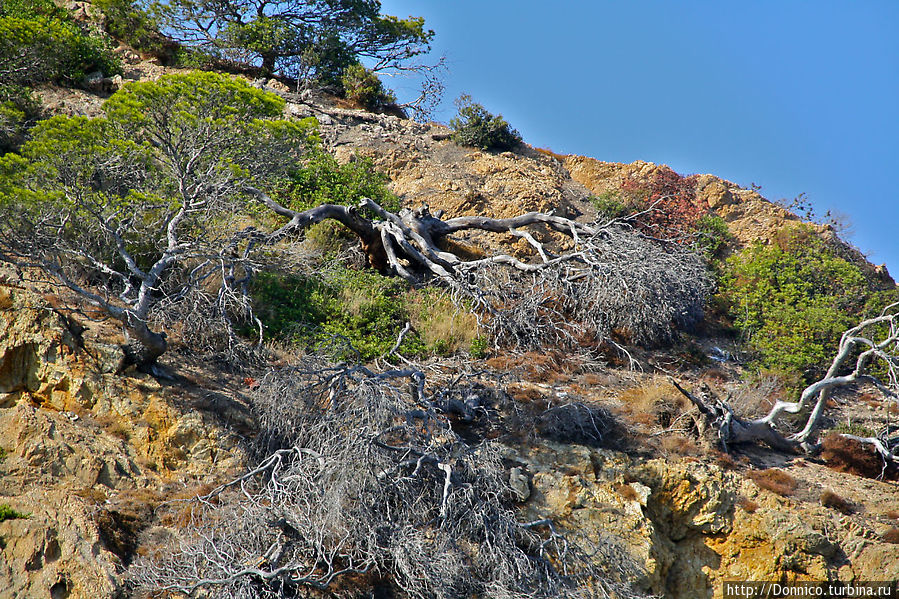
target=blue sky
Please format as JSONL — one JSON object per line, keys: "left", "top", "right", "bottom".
{"left": 378, "top": 1, "right": 899, "bottom": 277}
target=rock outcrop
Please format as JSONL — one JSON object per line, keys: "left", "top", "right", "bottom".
{"left": 0, "top": 283, "right": 249, "bottom": 598}
{"left": 517, "top": 442, "right": 899, "bottom": 599}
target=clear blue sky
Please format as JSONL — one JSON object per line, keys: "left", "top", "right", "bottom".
{"left": 378, "top": 1, "right": 899, "bottom": 278}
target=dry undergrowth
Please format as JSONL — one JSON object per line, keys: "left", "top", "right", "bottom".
{"left": 820, "top": 433, "right": 897, "bottom": 480}
{"left": 748, "top": 468, "right": 798, "bottom": 496}
{"left": 820, "top": 490, "right": 855, "bottom": 515}
{"left": 486, "top": 350, "right": 584, "bottom": 384}
{"left": 617, "top": 379, "right": 689, "bottom": 430}
{"left": 736, "top": 496, "right": 760, "bottom": 513}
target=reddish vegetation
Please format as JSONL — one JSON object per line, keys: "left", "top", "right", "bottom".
{"left": 712, "top": 450, "right": 739, "bottom": 470}
{"left": 820, "top": 434, "right": 897, "bottom": 480}
{"left": 882, "top": 528, "right": 899, "bottom": 544}
{"left": 820, "top": 490, "right": 855, "bottom": 515}
{"left": 613, "top": 483, "right": 638, "bottom": 501}
{"left": 736, "top": 496, "right": 759, "bottom": 513}
{"left": 748, "top": 469, "right": 798, "bottom": 497}
{"left": 621, "top": 167, "right": 707, "bottom": 239}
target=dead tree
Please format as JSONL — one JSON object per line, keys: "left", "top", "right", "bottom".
{"left": 252, "top": 192, "right": 711, "bottom": 350}
{"left": 672, "top": 304, "right": 899, "bottom": 461}
{"left": 128, "top": 360, "right": 647, "bottom": 599}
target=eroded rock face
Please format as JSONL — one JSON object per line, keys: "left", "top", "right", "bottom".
{"left": 514, "top": 441, "right": 899, "bottom": 599}
{"left": 0, "top": 488, "right": 119, "bottom": 599}
{"left": 0, "top": 285, "right": 248, "bottom": 598}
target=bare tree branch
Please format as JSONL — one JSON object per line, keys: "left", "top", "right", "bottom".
{"left": 129, "top": 360, "right": 648, "bottom": 599}
{"left": 670, "top": 304, "right": 899, "bottom": 456}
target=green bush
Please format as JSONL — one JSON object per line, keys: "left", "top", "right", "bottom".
{"left": 0, "top": 0, "right": 119, "bottom": 149}
{"left": 340, "top": 63, "right": 396, "bottom": 111}
{"left": 277, "top": 147, "right": 401, "bottom": 213}
{"left": 693, "top": 213, "right": 731, "bottom": 259}
{"left": 589, "top": 191, "right": 630, "bottom": 220}
{"left": 721, "top": 225, "right": 869, "bottom": 383}
{"left": 449, "top": 94, "right": 522, "bottom": 151}
{"left": 251, "top": 267, "right": 424, "bottom": 361}
{"left": 0, "top": 87, "right": 39, "bottom": 153}
{"left": 92, "top": 0, "right": 165, "bottom": 55}
{"left": 0, "top": 504, "right": 28, "bottom": 522}
{"left": 0, "top": 5, "right": 120, "bottom": 85}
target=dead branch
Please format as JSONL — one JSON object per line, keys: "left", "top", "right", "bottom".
{"left": 670, "top": 303, "right": 899, "bottom": 456}
{"left": 128, "top": 360, "right": 648, "bottom": 599}
{"left": 255, "top": 196, "right": 711, "bottom": 350}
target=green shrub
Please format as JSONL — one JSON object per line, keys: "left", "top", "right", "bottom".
{"left": 693, "top": 213, "right": 731, "bottom": 259}
{"left": 0, "top": 504, "right": 28, "bottom": 522}
{"left": 0, "top": 0, "right": 119, "bottom": 147}
{"left": 449, "top": 94, "right": 522, "bottom": 151}
{"left": 0, "top": 9, "right": 120, "bottom": 85}
{"left": 0, "top": 91, "right": 39, "bottom": 153}
{"left": 340, "top": 63, "right": 396, "bottom": 111}
{"left": 721, "top": 225, "right": 869, "bottom": 383}
{"left": 589, "top": 191, "right": 630, "bottom": 220}
{"left": 251, "top": 267, "right": 424, "bottom": 361}
{"left": 0, "top": 0, "right": 120, "bottom": 99}
{"left": 469, "top": 335, "right": 489, "bottom": 359}
{"left": 833, "top": 421, "right": 876, "bottom": 438}
{"left": 277, "top": 148, "right": 401, "bottom": 213}
{"left": 92, "top": 0, "right": 165, "bottom": 55}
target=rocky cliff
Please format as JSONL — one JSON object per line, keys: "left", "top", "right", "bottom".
{"left": 3, "top": 277, "right": 898, "bottom": 598}
{"left": 2, "top": 49, "right": 897, "bottom": 598}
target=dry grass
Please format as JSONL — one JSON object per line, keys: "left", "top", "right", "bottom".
{"left": 95, "top": 488, "right": 164, "bottom": 564}
{"left": 407, "top": 289, "right": 480, "bottom": 355}
{"left": 882, "top": 528, "right": 899, "bottom": 544}
{"left": 618, "top": 379, "right": 689, "bottom": 429}
{"left": 820, "top": 490, "right": 855, "bottom": 515}
{"left": 75, "top": 487, "right": 109, "bottom": 503}
{"left": 486, "top": 351, "right": 580, "bottom": 384}
{"left": 506, "top": 383, "right": 545, "bottom": 403}
{"left": 158, "top": 484, "right": 218, "bottom": 529}
{"left": 656, "top": 434, "right": 701, "bottom": 457}
{"left": 582, "top": 373, "right": 606, "bottom": 387}
{"left": 820, "top": 433, "right": 894, "bottom": 480}
{"left": 736, "top": 496, "right": 759, "bottom": 513}
{"left": 748, "top": 469, "right": 798, "bottom": 497}
{"left": 94, "top": 413, "right": 132, "bottom": 441}
{"left": 700, "top": 368, "right": 729, "bottom": 384}
{"left": 535, "top": 147, "right": 568, "bottom": 162}
{"left": 726, "top": 376, "right": 781, "bottom": 419}
{"left": 712, "top": 450, "right": 740, "bottom": 470}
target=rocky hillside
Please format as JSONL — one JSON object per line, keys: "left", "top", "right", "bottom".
{"left": 1, "top": 10, "right": 898, "bottom": 598}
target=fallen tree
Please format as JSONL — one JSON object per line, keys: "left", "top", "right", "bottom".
{"left": 671, "top": 303, "right": 899, "bottom": 463}
{"left": 251, "top": 191, "right": 711, "bottom": 351}
{"left": 0, "top": 71, "right": 709, "bottom": 370}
